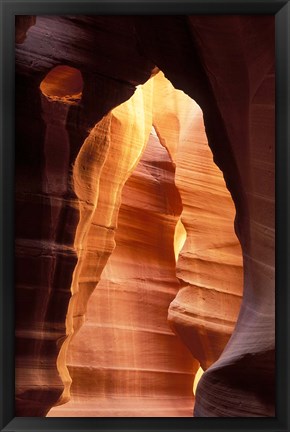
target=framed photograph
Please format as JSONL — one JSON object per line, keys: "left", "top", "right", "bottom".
{"left": 0, "top": 1, "right": 289, "bottom": 431}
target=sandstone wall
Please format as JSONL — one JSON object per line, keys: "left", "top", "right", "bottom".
{"left": 15, "top": 16, "right": 274, "bottom": 417}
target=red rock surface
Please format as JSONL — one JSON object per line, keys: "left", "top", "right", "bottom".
{"left": 136, "top": 17, "right": 275, "bottom": 416}
{"left": 48, "top": 130, "right": 196, "bottom": 417}
{"left": 46, "top": 73, "right": 242, "bottom": 417}
{"left": 15, "top": 15, "right": 274, "bottom": 417}
{"left": 152, "top": 73, "right": 243, "bottom": 371}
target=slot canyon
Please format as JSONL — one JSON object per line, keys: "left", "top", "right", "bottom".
{"left": 15, "top": 15, "right": 275, "bottom": 417}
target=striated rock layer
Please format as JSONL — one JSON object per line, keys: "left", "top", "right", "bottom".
{"left": 15, "top": 16, "right": 154, "bottom": 415}
{"left": 136, "top": 17, "right": 275, "bottom": 416}
{"left": 15, "top": 15, "right": 274, "bottom": 417}
{"left": 54, "top": 76, "right": 154, "bottom": 407}
{"left": 48, "top": 72, "right": 242, "bottom": 417}
{"left": 152, "top": 73, "right": 243, "bottom": 371}
{"left": 48, "top": 131, "right": 197, "bottom": 417}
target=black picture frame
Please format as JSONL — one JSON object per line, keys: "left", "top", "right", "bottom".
{"left": 1, "top": 0, "right": 289, "bottom": 431}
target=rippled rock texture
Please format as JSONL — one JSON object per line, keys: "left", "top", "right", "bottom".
{"left": 15, "top": 15, "right": 274, "bottom": 417}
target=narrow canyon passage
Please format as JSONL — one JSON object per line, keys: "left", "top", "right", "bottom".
{"left": 14, "top": 15, "right": 276, "bottom": 418}
{"left": 48, "top": 129, "right": 198, "bottom": 417}
{"left": 47, "top": 72, "right": 243, "bottom": 417}
{"left": 152, "top": 72, "right": 243, "bottom": 372}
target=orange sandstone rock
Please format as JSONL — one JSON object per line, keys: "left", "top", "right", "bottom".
{"left": 48, "top": 132, "right": 197, "bottom": 417}
{"left": 48, "top": 73, "right": 242, "bottom": 417}
{"left": 151, "top": 74, "right": 243, "bottom": 370}
{"left": 14, "top": 16, "right": 275, "bottom": 418}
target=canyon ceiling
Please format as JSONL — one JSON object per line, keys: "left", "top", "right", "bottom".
{"left": 15, "top": 15, "right": 275, "bottom": 417}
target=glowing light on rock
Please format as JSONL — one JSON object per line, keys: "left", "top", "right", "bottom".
{"left": 40, "top": 65, "right": 83, "bottom": 101}
{"left": 193, "top": 366, "right": 204, "bottom": 395}
{"left": 174, "top": 218, "right": 187, "bottom": 262}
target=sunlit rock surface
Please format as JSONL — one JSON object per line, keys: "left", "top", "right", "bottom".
{"left": 136, "top": 16, "right": 275, "bottom": 416}
{"left": 54, "top": 78, "right": 154, "bottom": 407}
{"left": 15, "top": 15, "right": 274, "bottom": 417}
{"left": 15, "top": 17, "right": 154, "bottom": 416}
{"left": 152, "top": 73, "right": 243, "bottom": 371}
{"left": 48, "top": 72, "right": 241, "bottom": 417}
{"left": 48, "top": 131, "right": 197, "bottom": 417}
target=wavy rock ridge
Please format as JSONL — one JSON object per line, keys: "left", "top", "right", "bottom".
{"left": 47, "top": 72, "right": 242, "bottom": 417}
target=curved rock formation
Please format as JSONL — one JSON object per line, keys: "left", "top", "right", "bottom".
{"left": 15, "top": 15, "right": 275, "bottom": 417}
{"left": 55, "top": 77, "right": 154, "bottom": 406}
{"left": 48, "top": 128, "right": 197, "bottom": 417}
{"left": 152, "top": 73, "right": 243, "bottom": 371}
{"left": 15, "top": 16, "right": 154, "bottom": 416}
{"left": 15, "top": 15, "right": 36, "bottom": 44}
{"left": 136, "top": 16, "right": 275, "bottom": 416}
{"left": 47, "top": 72, "right": 242, "bottom": 417}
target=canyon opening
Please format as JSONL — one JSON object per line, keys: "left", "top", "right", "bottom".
{"left": 44, "top": 71, "right": 243, "bottom": 417}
